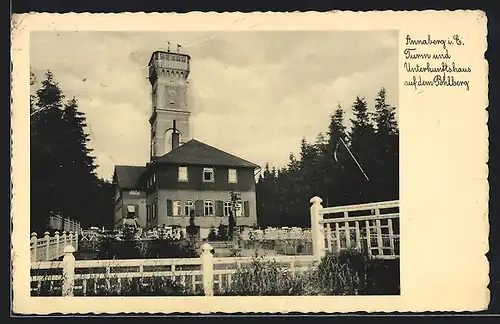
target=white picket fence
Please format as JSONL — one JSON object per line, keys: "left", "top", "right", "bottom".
{"left": 30, "top": 231, "right": 79, "bottom": 262}
{"left": 30, "top": 244, "right": 318, "bottom": 296}
{"left": 310, "top": 196, "right": 400, "bottom": 259}
{"left": 30, "top": 196, "right": 399, "bottom": 296}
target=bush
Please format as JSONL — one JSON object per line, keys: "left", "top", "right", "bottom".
{"left": 85, "top": 277, "right": 200, "bottom": 296}
{"left": 364, "top": 258, "right": 400, "bottom": 295}
{"left": 207, "top": 226, "right": 218, "bottom": 241}
{"left": 96, "top": 231, "right": 199, "bottom": 260}
{"left": 222, "top": 258, "right": 310, "bottom": 296}
{"left": 145, "top": 237, "right": 199, "bottom": 259}
{"left": 218, "top": 248, "right": 400, "bottom": 296}
{"left": 312, "top": 248, "right": 369, "bottom": 295}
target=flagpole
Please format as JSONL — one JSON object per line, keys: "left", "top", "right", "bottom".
{"left": 339, "top": 137, "right": 370, "bottom": 181}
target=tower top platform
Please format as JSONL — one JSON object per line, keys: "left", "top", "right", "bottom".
{"left": 148, "top": 50, "right": 191, "bottom": 68}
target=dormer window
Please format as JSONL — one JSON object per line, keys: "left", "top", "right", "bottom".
{"left": 178, "top": 166, "right": 188, "bottom": 182}
{"left": 203, "top": 167, "right": 215, "bottom": 182}
{"left": 228, "top": 169, "right": 238, "bottom": 183}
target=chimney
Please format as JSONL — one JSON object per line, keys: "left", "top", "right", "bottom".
{"left": 172, "top": 120, "right": 180, "bottom": 151}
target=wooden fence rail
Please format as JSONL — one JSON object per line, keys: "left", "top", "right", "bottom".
{"left": 310, "top": 196, "right": 400, "bottom": 259}
{"left": 30, "top": 231, "right": 79, "bottom": 262}
{"left": 30, "top": 243, "right": 318, "bottom": 296}
{"left": 31, "top": 196, "right": 399, "bottom": 296}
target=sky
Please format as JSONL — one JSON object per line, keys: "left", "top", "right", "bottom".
{"left": 30, "top": 31, "right": 398, "bottom": 181}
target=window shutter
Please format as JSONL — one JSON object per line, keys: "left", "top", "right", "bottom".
{"left": 244, "top": 201, "right": 250, "bottom": 217}
{"left": 135, "top": 204, "right": 139, "bottom": 219}
{"left": 194, "top": 200, "right": 203, "bottom": 216}
{"left": 166, "top": 199, "right": 173, "bottom": 216}
{"left": 215, "top": 200, "right": 223, "bottom": 216}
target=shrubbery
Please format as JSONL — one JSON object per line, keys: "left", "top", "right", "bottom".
{"left": 219, "top": 248, "right": 400, "bottom": 296}
{"left": 33, "top": 244, "right": 398, "bottom": 296}
{"left": 96, "top": 226, "right": 199, "bottom": 260}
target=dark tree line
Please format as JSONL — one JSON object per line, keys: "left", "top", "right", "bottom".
{"left": 256, "top": 88, "right": 399, "bottom": 228}
{"left": 30, "top": 71, "right": 114, "bottom": 233}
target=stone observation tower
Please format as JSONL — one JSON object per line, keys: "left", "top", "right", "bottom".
{"left": 148, "top": 46, "right": 191, "bottom": 160}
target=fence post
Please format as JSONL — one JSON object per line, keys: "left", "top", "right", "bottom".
{"left": 62, "top": 231, "right": 67, "bottom": 249}
{"left": 75, "top": 232, "right": 79, "bottom": 252}
{"left": 69, "top": 231, "right": 74, "bottom": 249}
{"left": 310, "top": 196, "right": 325, "bottom": 260}
{"left": 31, "top": 232, "right": 38, "bottom": 262}
{"left": 201, "top": 243, "right": 214, "bottom": 296}
{"left": 62, "top": 245, "right": 76, "bottom": 297}
{"left": 54, "top": 231, "right": 60, "bottom": 257}
{"left": 44, "top": 231, "right": 50, "bottom": 260}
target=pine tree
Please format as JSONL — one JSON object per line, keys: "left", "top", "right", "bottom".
{"left": 324, "top": 104, "right": 350, "bottom": 206}
{"left": 327, "top": 104, "right": 348, "bottom": 149}
{"left": 30, "top": 71, "right": 104, "bottom": 232}
{"left": 31, "top": 71, "right": 67, "bottom": 232}
{"left": 256, "top": 163, "right": 274, "bottom": 228}
{"left": 348, "top": 96, "right": 377, "bottom": 203}
{"left": 373, "top": 88, "right": 399, "bottom": 200}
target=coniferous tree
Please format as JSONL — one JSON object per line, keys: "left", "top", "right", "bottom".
{"left": 325, "top": 104, "right": 349, "bottom": 206}
{"left": 256, "top": 163, "right": 275, "bottom": 228}
{"left": 255, "top": 91, "right": 399, "bottom": 229}
{"left": 31, "top": 71, "right": 67, "bottom": 232}
{"left": 372, "top": 88, "right": 399, "bottom": 200}
{"left": 348, "top": 96, "right": 377, "bottom": 203}
{"left": 30, "top": 70, "right": 111, "bottom": 232}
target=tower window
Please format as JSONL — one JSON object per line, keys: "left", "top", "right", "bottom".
{"left": 178, "top": 166, "right": 188, "bottom": 182}
{"left": 203, "top": 168, "right": 215, "bottom": 182}
{"left": 228, "top": 169, "right": 238, "bottom": 183}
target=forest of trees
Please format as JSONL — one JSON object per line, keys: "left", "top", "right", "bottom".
{"left": 29, "top": 70, "right": 398, "bottom": 234}
{"left": 256, "top": 88, "right": 399, "bottom": 228}
{"left": 30, "top": 71, "right": 114, "bottom": 234}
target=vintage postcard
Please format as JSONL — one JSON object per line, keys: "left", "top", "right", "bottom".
{"left": 11, "top": 11, "right": 489, "bottom": 314}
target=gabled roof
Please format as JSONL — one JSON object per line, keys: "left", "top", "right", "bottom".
{"left": 114, "top": 165, "right": 146, "bottom": 190}
{"left": 155, "top": 139, "right": 260, "bottom": 168}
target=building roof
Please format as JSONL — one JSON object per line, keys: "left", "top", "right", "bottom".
{"left": 114, "top": 165, "right": 146, "bottom": 189}
{"left": 155, "top": 139, "right": 260, "bottom": 168}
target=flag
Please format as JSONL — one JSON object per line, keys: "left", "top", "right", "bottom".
{"left": 333, "top": 137, "right": 370, "bottom": 181}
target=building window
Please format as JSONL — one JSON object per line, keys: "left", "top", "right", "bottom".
{"left": 228, "top": 169, "right": 238, "bottom": 183}
{"left": 204, "top": 200, "right": 214, "bottom": 216}
{"left": 173, "top": 200, "right": 182, "bottom": 216}
{"left": 126, "top": 205, "right": 136, "bottom": 216}
{"left": 147, "top": 205, "right": 150, "bottom": 221}
{"left": 153, "top": 203, "right": 157, "bottom": 219}
{"left": 224, "top": 202, "right": 232, "bottom": 217}
{"left": 185, "top": 200, "right": 193, "bottom": 216}
{"left": 178, "top": 166, "right": 188, "bottom": 182}
{"left": 203, "top": 167, "right": 215, "bottom": 182}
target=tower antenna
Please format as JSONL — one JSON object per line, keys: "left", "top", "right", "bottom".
{"left": 167, "top": 41, "right": 171, "bottom": 52}
{"left": 177, "top": 44, "right": 182, "bottom": 54}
